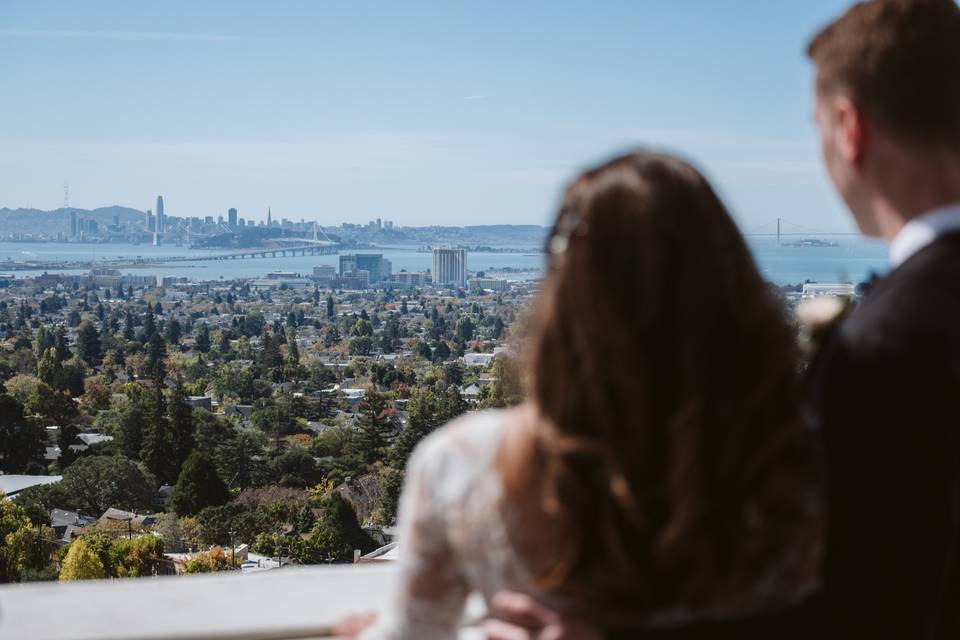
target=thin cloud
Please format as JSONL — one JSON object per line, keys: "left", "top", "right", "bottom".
{"left": 458, "top": 94, "right": 489, "bottom": 101}
{"left": 0, "top": 29, "right": 276, "bottom": 43}
{"left": 611, "top": 128, "right": 815, "bottom": 152}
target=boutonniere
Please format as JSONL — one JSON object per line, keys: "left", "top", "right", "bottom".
{"left": 796, "top": 295, "right": 853, "bottom": 362}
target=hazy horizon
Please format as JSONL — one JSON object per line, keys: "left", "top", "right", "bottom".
{"left": 1, "top": 0, "right": 855, "bottom": 233}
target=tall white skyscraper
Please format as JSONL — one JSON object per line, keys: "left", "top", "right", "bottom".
{"left": 432, "top": 248, "right": 467, "bottom": 287}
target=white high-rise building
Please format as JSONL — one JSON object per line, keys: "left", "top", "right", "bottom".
{"left": 432, "top": 248, "right": 467, "bottom": 287}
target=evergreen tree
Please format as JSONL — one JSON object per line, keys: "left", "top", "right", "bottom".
{"left": 146, "top": 332, "right": 166, "bottom": 377}
{"left": 34, "top": 326, "right": 55, "bottom": 356}
{"left": 57, "top": 422, "right": 82, "bottom": 469}
{"left": 123, "top": 311, "right": 135, "bottom": 341}
{"left": 170, "top": 452, "right": 231, "bottom": 516}
{"left": 215, "top": 430, "right": 267, "bottom": 490}
{"left": 326, "top": 295, "right": 335, "bottom": 319}
{"left": 142, "top": 309, "right": 157, "bottom": 343}
{"left": 76, "top": 320, "right": 101, "bottom": 365}
{"left": 195, "top": 323, "right": 211, "bottom": 353}
{"left": 165, "top": 318, "right": 182, "bottom": 344}
{"left": 287, "top": 329, "right": 300, "bottom": 364}
{"left": 351, "top": 389, "right": 390, "bottom": 466}
{"left": 217, "top": 331, "right": 231, "bottom": 354}
{"left": 169, "top": 377, "right": 196, "bottom": 477}
{"left": 54, "top": 328, "right": 71, "bottom": 363}
{"left": 0, "top": 393, "right": 45, "bottom": 473}
{"left": 260, "top": 331, "right": 282, "bottom": 374}
{"left": 141, "top": 364, "right": 174, "bottom": 482}
{"left": 119, "top": 388, "right": 149, "bottom": 460}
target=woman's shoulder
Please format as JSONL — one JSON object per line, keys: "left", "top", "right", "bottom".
{"left": 406, "top": 406, "right": 529, "bottom": 498}
{"left": 411, "top": 408, "right": 512, "bottom": 467}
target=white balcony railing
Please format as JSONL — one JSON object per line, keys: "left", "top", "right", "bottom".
{"left": 0, "top": 564, "right": 483, "bottom": 640}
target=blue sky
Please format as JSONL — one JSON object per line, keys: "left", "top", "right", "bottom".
{"left": 0, "top": 0, "right": 854, "bottom": 230}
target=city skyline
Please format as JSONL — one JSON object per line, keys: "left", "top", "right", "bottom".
{"left": 1, "top": 0, "right": 854, "bottom": 231}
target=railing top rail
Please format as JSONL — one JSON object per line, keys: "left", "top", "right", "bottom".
{"left": 0, "top": 564, "right": 397, "bottom": 640}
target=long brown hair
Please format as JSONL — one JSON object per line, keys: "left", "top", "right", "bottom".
{"left": 499, "top": 151, "right": 821, "bottom": 622}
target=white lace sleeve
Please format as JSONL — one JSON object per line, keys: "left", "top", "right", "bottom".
{"left": 362, "top": 431, "right": 472, "bottom": 640}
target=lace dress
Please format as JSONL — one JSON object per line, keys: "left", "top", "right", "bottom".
{"left": 362, "top": 408, "right": 818, "bottom": 639}
{"left": 362, "top": 409, "right": 529, "bottom": 639}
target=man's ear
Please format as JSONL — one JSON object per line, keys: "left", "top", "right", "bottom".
{"left": 833, "top": 95, "right": 868, "bottom": 168}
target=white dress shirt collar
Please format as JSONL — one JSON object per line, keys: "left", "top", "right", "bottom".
{"left": 889, "top": 202, "right": 960, "bottom": 268}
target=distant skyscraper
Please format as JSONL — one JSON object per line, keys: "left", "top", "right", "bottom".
{"left": 69, "top": 210, "right": 77, "bottom": 238}
{"left": 146, "top": 209, "right": 154, "bottom": 233}
{"left": 432, "top": 248, "right": 467, "bottom": 287}
{"left": 156, "top": 196, "right": 165, "bottom": 233}
{"left": 267, "top": 207, "right": 272, "bottom": 227}
{"left": 339, "top": 254, "right": 357, "bottom": 276}
{"left": 228, "top": 208, "right": 238, "bottom": 230}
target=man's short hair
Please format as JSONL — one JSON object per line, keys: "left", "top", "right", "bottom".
{"left": 807, "top": 0, "right": 960, "bottom": 152}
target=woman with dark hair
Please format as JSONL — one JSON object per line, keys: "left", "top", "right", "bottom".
{"left": 357, "top": 151, "right": 822, "bottom": 639}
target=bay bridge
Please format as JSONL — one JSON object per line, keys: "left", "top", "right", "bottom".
{"left": 157, "top": 239, "right": 340, "bottom": 263}
{"left": 743, "top": 218, "right": 859, "bottom": 242}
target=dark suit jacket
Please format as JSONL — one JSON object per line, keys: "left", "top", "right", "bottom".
{"left": 805, "top": 232, "right": 960, "bottom": 638}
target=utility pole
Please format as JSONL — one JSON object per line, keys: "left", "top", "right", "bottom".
{"left": 127, "top": 517, "right": 132, "bottom": 540}
{"left": 229, "top": 530, "right": 236, "bottom": 570}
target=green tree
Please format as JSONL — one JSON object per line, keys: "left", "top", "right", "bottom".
{"left": 141, "top": 352, "right": 174, "bottom": 482}
{"left": 271, "top": 447, "right": 319, "bottom": 488}
{"left": 0, "top": 495, "right": 37, "bottom": 583}
{"left": 59, "top": 538, "right": 105, "bottom": 581}
{"left": 287, "top": 329, "right": 300, "bottom": 364}
{"left": 118, "top": 387, "right": 149, "bottom": 460}
{"left": 348, "top": 336, "right": 373, "bottom": 356}
{"left": 215, "top": 430, "right": 268, "bottom": 490}
{"left": 168, "top": 377, "right": 196, "bottom": 477}
{"left": 123, "top": 311, "right": 135, "bottom": 341}
{"left": 80, "top": 376, "right": 112, "bottom": 415}
{"left": 164, "top": 318, "right": 182, "bottom": 344}
{"left": 109, "top": 535, "right": 165, "bottom": 577}
{"left": 195, "top": 323, "right": 211, "bottom": 353}
{"left": 170, "top": 452, "right": 232, "bottom": 516}
{"left": 350, "top": 390, "right": 390, "bottom": 466}
{"left": 298, "top": 493, "right": 377, "bottom": 563}
{"left": 389, "top": 385, "right": 466, "bottom": 469}
{"left": 36, "top": 347, "right": 61, "bottom": 388}
{"left": 482, "top": 354, "right": 525, "bottom": 408}
{"left": 145, "top": 332, "right": 166, "bottom": 376}
{"left": 455, "top": 316, "right": 475, "bottom": 342}
{"left": 193, "top": 409, "right": 234, "bottom": 454}
{"left": 60, "top": 456, "right": 156, "bottom": 515}
{"left": 326, "top": 295, "right": 335, "bottom": 319}
{"left": 142, "top": 309, "right": 157, "bottom": 343}
{"left": 76, "top": 320, "right": 102, "bottom": 365}
{"left": 58, "top": 356, "right": 87, "bottom": 397}
{"left": 0, "top": 393, "right": 44, "bottom": 474}
{"left": 374, "top": 466, "right": 404, "bottom": 526}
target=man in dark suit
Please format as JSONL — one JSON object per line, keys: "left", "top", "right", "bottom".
{"left": 804, "top": 0, "right": 960, "bottom": 637}
{"left": 485, "top": 1, "right": 960, "bottom": 638}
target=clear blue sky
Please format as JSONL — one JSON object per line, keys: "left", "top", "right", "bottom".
{"left": 0, "top": 0, "right": 854, "bottom": 230}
